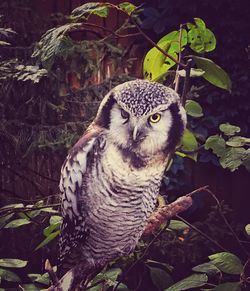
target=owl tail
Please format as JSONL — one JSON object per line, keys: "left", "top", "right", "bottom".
{"left": 49, "top": 260, "right": 102, "bottom": 291}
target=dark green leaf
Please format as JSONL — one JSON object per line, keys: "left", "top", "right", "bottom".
{"left": 226, "top": 136, "right": 250, "bottom": 147}
{"left": 4, "top": 218, "right": 31, "bottom": 228}
{"left": 0, "top": 258, "right": 28, "bottom": 268}
{"left": 28, "top": 273, "right": 50, "bottom": 285}
{"left": 118, "top": 2, "right": 136, "bottom": 15}
{"left": 192, "top": 262, "right": 220, "bottom": 275}
{"left": 208, "top": 252, "right": 243, "bottom": 275}
{"left": 205, "top": 135, "right": 226, "bottom": 157}
{"left": 149, "top": 267, "right": 173, "bottom": 290}
{"left": 192, "top": 56, "right": 232, "bottom": 91}
{"left": 219, "top": 123, "right": 240, "bottom": 136}
{"left": 43, "top": 223, "right": 60, "bottom": 237}
{"left": 213, "top": 282, "right": 241, "bottom": 291}
{"left": 185, "top": 100, "right": 203, "bottom": 117}
{"left": 35, "top": 230, "right": 60, "bottom": 251}
{"left": 219, "top": 147, "right": 248, "bottom": 171}
{"left": 180, "top": 129, "right": 198, "bottom": 160}
{"left": 0, "top": 213, "right": 15, "bottom": 229}
{"left": 0, "top": 203, "right": 24, "bottom": 210}
{"left": 21, "top": 284, "right": 41, "bottom": 291}
{"left": 0, "top": 268, "right": 21, "bottom": 282}
{"left": 165, "top": 274, "right": 208, "bottom": 291}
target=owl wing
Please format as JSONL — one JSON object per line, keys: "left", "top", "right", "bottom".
{"left": 58, "top": 125, "right": 103, "bottom": 267}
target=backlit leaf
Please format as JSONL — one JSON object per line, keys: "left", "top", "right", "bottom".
{"left": 245, "top": 224, "right": 250, "bottom": 236}
{"left": 118, "top": 2, "right": 136, "bottom": 15}
{"left": 205, "top": 135, "right": 226, "bottom": 157}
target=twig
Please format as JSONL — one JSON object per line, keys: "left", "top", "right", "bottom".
{"left": 181, "top": 58, "right": 192, "bottom": 105}
{"left": 205, "top": 188, "right": 249, "bottom": 258}
{"left": 174, "top": 24, "right": 183, "bottom": 93}
{"left": 176, "top": 214, "right": 228, "bottom": 252}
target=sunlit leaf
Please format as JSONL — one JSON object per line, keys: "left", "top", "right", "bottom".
{"left": 219, "top": 123, "right": 240, "bottom": 136}
{"left": 0, "top": 258, "right": 27, "bottom": 268}
{"left": 118, "top": 2, "right": 136, "bottom": 15}
{"left": 0, "top": 203, "right": 24, "bottom": 210}
{"left": 245, "top": 224, "right": 250, "bottom": 236}
{"left": 165, "top": 274, "right": 208, "bottom": 291}
{"left": 226, "top": 136, "right": 250, "bottom": 147}
{"left": 4, "top": 218, "right": 31, "bottom": 228}
{"left": 0, "top": 268, "right": 21, "bottom": 282}
{"left": 185, "top": 100, "right": 203, "bottom": 117}
{"left": 192, "top": 56, "right": 232, "bottom": 91}
{"left": 208, "top": 252, "right": 243, "bottom": 275}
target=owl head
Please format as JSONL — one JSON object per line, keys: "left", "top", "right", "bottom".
{"left": 95, "top": 79, "right": 186, "bottom": 160}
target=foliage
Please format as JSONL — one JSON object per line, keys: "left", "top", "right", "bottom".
{"left": 0, "top": 0, "right": 249, "bottom": 290}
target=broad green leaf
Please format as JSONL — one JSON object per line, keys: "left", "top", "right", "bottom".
{"left": 185, "top": 100, "right": 203, "bottom": 117}
{"left": 0, "top": 268, "right": 21, "bottom": 282}
{"left": 208, "top": 252, "right": 243, "bottom": 275}
{"left": 192, "top": 56, "right": 232, "bottom": 91}
{"left": 219, "top": 147, "right": 247, "bottom": 171}
{"left": 0, "top": 258, "right": 27, "bottom": 268}
{"left": 165, "top": 274, "right": 208, "bottom": 291}
{"left": 149, "top": 267, "right": 173, "bottom": 290}
{"left": 43, "top": 223, "right": 60, "bottom": 237}
{"left": 118, "top": 2, "right": 136, "bottom": 15}
{"left": 213, "top": 282, "right": 241, "bottom": 291}
{"left": 226, "top": 136, "right": 250, "bottom": 147}
{"left": 103, "top": 268, "right": 121, "bottom": 282}
{"left": 192, "top": 262, "right": 220, "bottom": 275}
{"left": 205, "top": 135, "right": 226, "bottom": 157}
{"left": 49, "top": 215, "right": 62, "bottom": 225}
{"left": 245, "top": 224, "right": 250, "bottom": 236}
{"left": 219, "top": 123, "right": 240, "bottom": 136}
{"left": 0, "top": 203, "right": 24, "bottom": 210}
{"left": 28, "top": 273, "right": 50, "bottom": 285}
{"left": 180, "top": 129, "right": 198, "bottom": 160}
{"left": 194, "top": 18, "right": 206, "bottom": 30}
{"left": 177, "top": 68, "right": 205, "bottom": 77}
{"left": 70, "top": 3, "right": 109, "bottom": 20}
{"left": 4, "top": 218, "right": 31, "bottom": 228}
{"left": 35, "top": 230, "right": 60, "bottom": 251}
{"left": 168, "top": 220, "right": 189, "bottom": 231}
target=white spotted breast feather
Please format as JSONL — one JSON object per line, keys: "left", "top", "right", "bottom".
{"left": 58, "top": 126, "right": 104, "bottom": 265}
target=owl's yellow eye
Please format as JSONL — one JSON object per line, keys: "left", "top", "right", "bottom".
{"left": 149, "top": 113, "right": 161, "bottom": 123}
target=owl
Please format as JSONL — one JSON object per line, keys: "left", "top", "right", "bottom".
{"left": 57, "top": 79, "right": 186, "bottom": 290}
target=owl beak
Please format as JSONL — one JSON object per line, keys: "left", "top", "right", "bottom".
{"left": 132, "top": 125, "right": 141, "bottom": 142}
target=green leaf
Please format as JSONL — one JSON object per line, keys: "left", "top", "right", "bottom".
{"left": 43, "top": 223, "right": 60, "bottom": 237}
{"left": 194, "top": 18, "right": 206, "bottom": 30}
{"left": 168, "top": 220, "right": 189, "bottom": 231}
{"left": 35, "top": 230, "right": 60, "bottom": 251}
{"left": 28, "top": 273, "right": 50, "bottom": 286}
{"left": 21, "top": 284, "right": 41, "bottom": 291}
{"left": 192, "top": 56, "right": 232, "bottom": 91}
{"left": 208, "top": 252, "right": 243, "bottom": 275}
{"left": 0, "top": 268, "right": 21, "bottom": 282}
{"left": 165, "top": 274, "right": 208, "bottom": 291}
{"left": 149, "top": 267, "right": 173, "bottom": 290}
{"left": 219, "top": 147, "right": 248, "bottom": 171}
{"left": 180, "top": 129, "right": 198, "bottom": 160}
{"left": 192, "top": 262, "right": 220, "bottom": 275}
{"left": 219, "top": 123, "right": 241, "bottom": 136}
{"left": 177, "top": 68, "right": 205, "bottom": 78}
{"left": 185, "top": 100, "right": 203, "bottom": 117}
{"left": 70, "top": 3, "right": 109, "bottom": 20}
{"left": 226, "top": 136, "right": 250, "bottom": 147}
{"left": 0, "top": 213, "right": 15, "bottom": 229}
{"left": 49, "top": 215, "right": 62, "bottom": 225}
{"left": 205, "top": 135, "right": 226, "bottom": 157}
{"left": 245, "top": 224, "right": 250, "bottom": 236}
{"left": 4, "top": 218, "right": 31, "bottom": 228}
{"left": 0, "top": 203, "right": 24, "bottom": 210}
{"left": 118, "top": 2, "right": 136, "bottom": 15}
{"left": 0, "top": 258, "right": 28, "bottom": 268}
{"left": 213, "top": 282, "right": 241, "bottom": 291}
{"left": 103, "top": 268, "right": 121, "bottom": 282}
